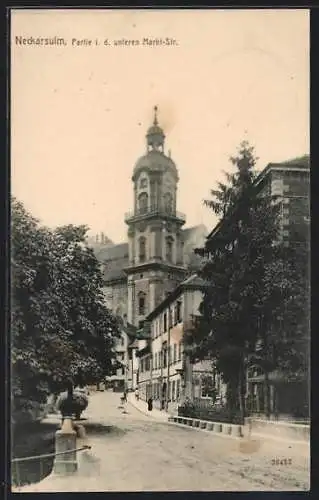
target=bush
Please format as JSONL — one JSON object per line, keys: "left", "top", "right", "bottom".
{"left": 56, "top": 390, "right": 88, "bottom": 419}
{"left": 178, "top": 400, "right": 243, "bottom": 425}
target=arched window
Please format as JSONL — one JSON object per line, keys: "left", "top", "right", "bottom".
{"left": 138, "top": 292, "right": 146, "bottom": 316}
{"left": 139, "top": 236, "right": 146, "bottom": 262}
{"left": 163, "top": 192, "right": 173, "bottom": 213}
{"left": 166, "top": 236, "right": 173, "bottom": 262}
{"left": 138, "top": 192, "right": 148, "bottom": 214}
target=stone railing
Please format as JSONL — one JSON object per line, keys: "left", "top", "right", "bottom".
{"left": 244, "top": 417, "right": 310, "bottom": 442}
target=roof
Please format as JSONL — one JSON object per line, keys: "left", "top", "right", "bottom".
{"left": 95, "top": 242, "right": 128, "bottom": 262}
{"left": 181, "top": 274, "right": 209, "bottom": 288}
{"left": 133, "top": 150, "right": 178, "bottom": 182}
{"left": 122, "top": 322, "right": 138, "bottom": 339}
{"left": 272, "top": 155, "right": 310, "bottom": 169}
{"left": 95, "top": 243, "right": 129, "bottom": 283}
{"left": 182, "top": 224, "right": 208, "bottom": 239}
{"left": 145, "top": 273, "right": 209, "bottom": 322}
{"left": 182, "top": 224, "right": 208, "bottom": 270}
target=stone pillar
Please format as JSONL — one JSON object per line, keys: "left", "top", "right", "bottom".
{"left": 53, "top": 417, "right": 77, "bottom": 475}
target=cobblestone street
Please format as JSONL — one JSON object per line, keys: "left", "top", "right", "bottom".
{"left": 16, "top": 391, "right": 310, "bottom": 492}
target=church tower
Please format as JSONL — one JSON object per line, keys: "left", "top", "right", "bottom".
{"left": 125, "top": 106, "right": 187, "bottom": 327}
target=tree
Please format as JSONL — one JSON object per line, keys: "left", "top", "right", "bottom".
{"left": 187, "top": 141, "right": 282, "bottom": 420}
{"left": 11, "top": 198, "right": 120, "bottom": 421}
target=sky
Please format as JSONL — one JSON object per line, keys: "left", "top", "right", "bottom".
{"left": 11, "top": 9, "right": 309, "bottom": 244}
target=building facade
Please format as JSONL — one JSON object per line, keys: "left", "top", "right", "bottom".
{"left": 137, "top": 275, "right": 225, "bottom": 408}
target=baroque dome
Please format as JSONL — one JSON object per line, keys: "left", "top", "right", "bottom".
{"left": 132, "top": 150, "right": 178, "bottom": 182}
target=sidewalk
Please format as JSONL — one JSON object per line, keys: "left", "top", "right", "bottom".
{"left": 127, "top": 393, "right": 177, "bottom": 421}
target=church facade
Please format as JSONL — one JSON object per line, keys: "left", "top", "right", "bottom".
{"left": 92, "top": 107, "right": 208, "bottom": 391}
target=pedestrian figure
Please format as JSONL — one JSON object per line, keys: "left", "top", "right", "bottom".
{"left": 123, "top": 389, "right": 127, "bottom": 403}
{"left": 135, "top": 388, "right": 139, "bottom": 400}
{"left": 148, "top": 397, "right": 153, "bottom": 411}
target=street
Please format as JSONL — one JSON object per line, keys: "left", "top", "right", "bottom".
{"left": 17, "top": 391, "right": 310, "bottom": 492}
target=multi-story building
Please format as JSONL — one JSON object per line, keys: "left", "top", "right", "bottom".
{"left": 137, "top": 274, "right": 225, "bottom": 408}
{"left": 255, "top": 155, "right": 310, "bottom": 245}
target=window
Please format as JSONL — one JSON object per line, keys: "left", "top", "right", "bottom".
{"left": 163, "top": 192, "right": 173, "bottom": 213}
{"left": 168, "top": 345, "right": 172, "bottom": 365}
{"left": 163, "top": 313, "right": 167, "bottom": 332}
{"left": 178, "top": 342, "right": 182, "bottom": 361}
{"left": 138, "top": 292, "right": 146, "bottom": 316}
{"left": 122, "top": 367, "right": 125, "bottom": 376}
{"left": 201, "top": 376, "right": 214, "bottom": 398}
{"left": 168, "top": 308, "right": 173, "bottom": 328}
{"left": 139, "top": 237, "right": 146, "bottom": 262}
{"left": 140, "top": 178, "right": 148, "bottom": 189}
{"left": 163, "top": 344, "right": 167, "bottom": 368}
{"left": 145, "top": 356, "right": 150, "bottom": 372}
{"left": 166, "top": 237, "right": 173, "bottom": 262}
{"left": 176, "top": 379, "right": 180, "bottom": 400}
{"left": 173, "top": 344, "right": 177, "bottom": 364}
{"left": 172, "top": 380, "right": 176, "bottom": 401}
{"left": 176, "top": 301, "right": 182, "bottom": 323}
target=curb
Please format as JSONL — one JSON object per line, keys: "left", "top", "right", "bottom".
{"left": 168, "top": 415, "right": 245, "bottom": 440}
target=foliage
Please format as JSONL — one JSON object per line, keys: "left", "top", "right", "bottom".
{"left": 178, "top": 400, "right": 243, "bottom": 424}
{"left": 188, "top": 140, "right": 309, "bottom": 417}
{"left": 11, "top": 198, "right": 120, "bottom": 418}
{"left": 56, "top": 390, "right": 88, "bottom": 417}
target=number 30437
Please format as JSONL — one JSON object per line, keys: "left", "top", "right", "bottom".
{"left": 271, "top": 458, "right": 292, "bottom": 466}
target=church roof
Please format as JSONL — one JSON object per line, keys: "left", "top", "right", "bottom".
{"left": 95, "top": 242, "right": 128, "bottom": 261}
{"left": 95, "top": 242, "right": 129, "bottom": 283}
